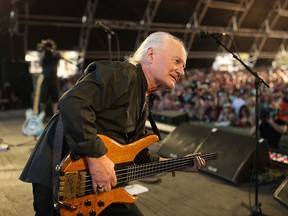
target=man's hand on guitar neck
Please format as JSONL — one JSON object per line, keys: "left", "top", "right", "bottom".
{"left": 160, "top": 153, "right": 206, "bottom": 173}
{"left": 182, "top": 153, "right": 206, "bottom": 172}
{"left": 86, "top": 155, "right": 117, "bottom": 194}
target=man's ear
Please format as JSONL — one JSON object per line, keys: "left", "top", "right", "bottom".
{"left": 147, "top": 47, "right": 154, "bottom": 63}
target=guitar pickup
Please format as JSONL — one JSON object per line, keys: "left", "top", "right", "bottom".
{"left": 59, "top": 171, "right": 78, "bottom": 200}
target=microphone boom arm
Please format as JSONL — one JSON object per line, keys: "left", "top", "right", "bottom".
{"left": 213, "top": 37, "right": 269, "bottom": 88}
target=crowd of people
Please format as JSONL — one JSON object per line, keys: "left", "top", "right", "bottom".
{"left": 152, "top": 68, "right": 288, "bottom": 149}
{"left": 153, "top": 68, "right": 288, "bottom": 124}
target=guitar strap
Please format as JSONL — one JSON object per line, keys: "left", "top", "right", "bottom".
{"left": 51, "top": 111, "right": 64, "bottom": 209}
{"left": 147, "top": 93, "right": 161, "bottom": 140}
{"left": 131, "top": 93, "right": 162, "bottom": 142}
{"left": 148, "top": 113, "right": 161, "bottom": 140}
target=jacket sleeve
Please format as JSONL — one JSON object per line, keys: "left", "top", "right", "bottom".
{"left": 58, "top": 62, "right": 133, "bottom": 158}
{"left": 59, "top": 96, "right": 108, "bottom": 158}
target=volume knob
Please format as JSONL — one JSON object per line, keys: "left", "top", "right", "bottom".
{"left": 84, "top": 200, "right": 92, "bottom": 206}
{"left": 89, "top": 210, "right": 96, "bottom": 216}
{"left": 98, "top": 200, "right": 105, "bottom": 207}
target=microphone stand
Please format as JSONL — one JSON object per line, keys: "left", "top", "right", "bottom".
{"left": 95, "top": 21, "right": 115, "bottom": 61}
{"left": 211, "top": 35, "right": 269, "bottom": 216}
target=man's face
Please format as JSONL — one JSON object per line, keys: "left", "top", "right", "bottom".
{"left": 150, "top": 39, "right": 187, "bottom": 91}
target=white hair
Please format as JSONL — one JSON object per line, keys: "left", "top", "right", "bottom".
{"left": 126, "top": 32, "right": 186, "bottom": 65}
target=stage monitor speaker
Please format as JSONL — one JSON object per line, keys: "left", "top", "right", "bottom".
{"left": 157, "top": 123, "right": 270, "bottom": 184}
{"left": 157, "top": 122, "right": 213, "bottom": 158}
{"left": 274, "top": 177, "right": 288, "bottom": 207}
{"left": 153, "top": 110, "right": 189, "bottom": 126}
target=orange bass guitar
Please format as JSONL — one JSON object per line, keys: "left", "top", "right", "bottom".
{"left": 58, "top": 134, "right": 217, "bottom": 216}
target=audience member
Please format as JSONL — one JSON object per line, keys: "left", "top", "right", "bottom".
{"left": 236, "top": 105, "right": 253, "bottom": 128}
{"left": 216, "top": 103, "right": 236, "bottom": 126}
{"left": 202, "top": 95, "right": 222, "bottom": 122}
{"left": 251, "top": 107, "right": 288, "bottom": 149}
{"left": 231, "top": 89, "right": 246, "bottom": 124}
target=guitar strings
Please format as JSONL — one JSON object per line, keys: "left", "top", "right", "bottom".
{"left": 116, "top": 153, "right": 218, "bottom": 180}
{"left": 77, "top": 154, "right": 218, "bottom": 194}
{"left": 72, "top": 153, "right": 217, "bottom": 194}
{"left": 77, "top": 153, "right": 217, "bottom": 184}
{"left": 78, "top": 153, "right": 217, "bottom": 185}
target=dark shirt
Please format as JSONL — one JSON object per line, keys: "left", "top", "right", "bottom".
{"left": 39, "top": 49, "right": 61, "bottom": 104}
{"left": 41, "top": 50, "right": 60, "bottom": 80}
{"left": 20, "top": 61, "right": 159, "bottom": 187}
{"left": 260, "top": 118, "right": 286, "bottom": 149}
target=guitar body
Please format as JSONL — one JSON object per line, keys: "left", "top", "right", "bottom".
{"left": 58, "top": 134, "right": 218, "bottom": 216}
{"left": 59, "top": 134, "right": 160, "bottom": 216}
{"left": 22, "top": 74, "right": 45, "bottom": 137}
{"left": 21, "top": 109, "right": 45, "bottom": 137}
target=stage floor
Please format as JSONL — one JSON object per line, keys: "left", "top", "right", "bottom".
{"left": 0, "top": 109, "right": 287, "bottom": 216}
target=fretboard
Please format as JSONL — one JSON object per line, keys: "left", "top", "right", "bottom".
{"left": 116, "top": 152, "right": 218, "bottom": 184}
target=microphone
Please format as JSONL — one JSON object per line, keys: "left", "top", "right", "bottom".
{"left": 95, "top": 21, "right": 115, "bottom": 35}
{"left": 198, "top": 31, "right": 228, "bottom": 39}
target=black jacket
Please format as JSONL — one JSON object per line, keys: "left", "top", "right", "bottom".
{"left": 20, "top": 61, "right": 159, "bottom": 188}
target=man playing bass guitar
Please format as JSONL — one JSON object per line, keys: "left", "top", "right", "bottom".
{"left": 20, "top": 32, "right": 206, "bottom": 216}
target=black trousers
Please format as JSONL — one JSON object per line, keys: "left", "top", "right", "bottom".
{"left": 32, "top": 183, "right": 144, "bottom": 216}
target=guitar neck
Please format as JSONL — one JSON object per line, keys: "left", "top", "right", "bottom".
{"left": 33, "top": 74, "right": 44, "bottom": 115}
{"left": 116, "top": 152, "right": 217, "bottom": 184}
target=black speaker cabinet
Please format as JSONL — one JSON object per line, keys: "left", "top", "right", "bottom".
{"left": 157, "top": 123, "right": 270, "bottom": 184}
{"left": 153, "top": 110, "right": 189, "bottom": 126}
{"left": 274, "top": 177, "right": 288, "bottom": 207}
{"left": 157, "top": 122, "right": 213, "bottom": 158}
